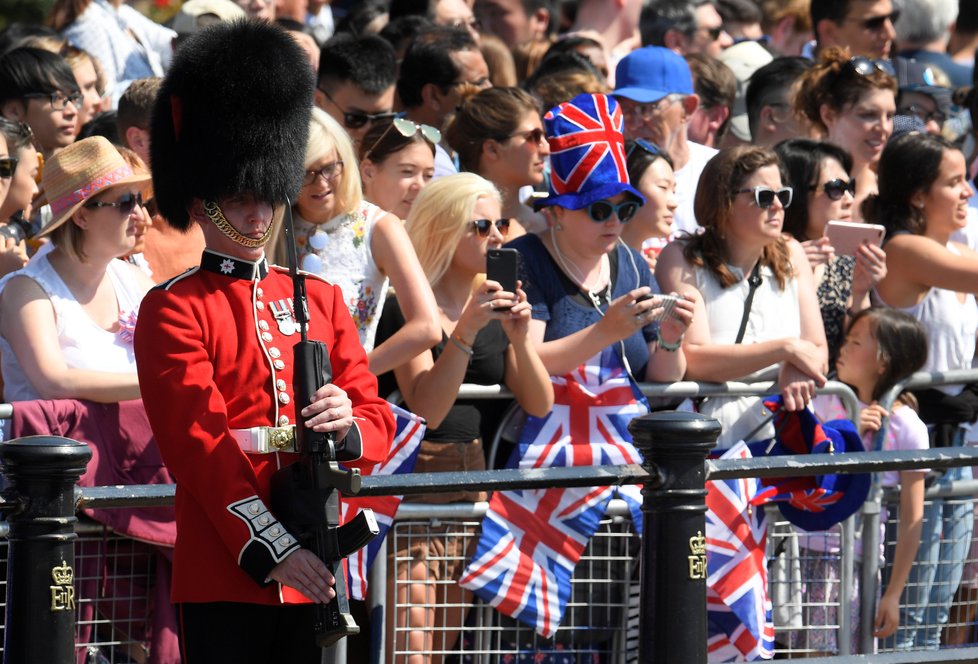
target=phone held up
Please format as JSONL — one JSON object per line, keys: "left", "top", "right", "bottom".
{"left": 486, "top": 247, "right": 521, "bottom": 311}
{"left": 635, "top": 292, "right": 680, "bottom": 322}
{"left": 823, "top": 220, "right": 885, "bottom": 256}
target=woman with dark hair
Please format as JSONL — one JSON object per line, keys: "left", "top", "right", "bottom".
{"left": 359, "top": 116, "right": 437, "bottom": 221}
{"left": 866, "top": 131, "right": 977, "bottom": 650}
{"left": 0, "top": 119, "right": 38, "bottom": 277}
{"left": 656, "top": 145, "right": 828, "bottom": 450}
{"left": 794, "top": 47, "right": 897, "bottom": 220}
{"left": 444, "top": 86, "right": 551, "bottom": 233}
{"left": 775, "top": 138, "right": 886, "bottom": 366}
{"left": 620, "top": 139, "right": 676, "bottom": 270}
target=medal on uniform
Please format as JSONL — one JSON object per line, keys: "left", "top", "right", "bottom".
{"left": 269, "top": 299, "right": 297, "bottom": 336}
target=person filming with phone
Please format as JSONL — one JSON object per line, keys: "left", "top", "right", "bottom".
{"left": 373, "top": 171, "right": 553, "bottom": 661}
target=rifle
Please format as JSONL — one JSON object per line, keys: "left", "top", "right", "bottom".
{"left": 270, "top": 201, "right": 379, "bottom": 647}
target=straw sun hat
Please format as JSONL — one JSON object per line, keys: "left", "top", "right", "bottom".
{"left": 40, "top": 136, "right": 151, "bottom": 237}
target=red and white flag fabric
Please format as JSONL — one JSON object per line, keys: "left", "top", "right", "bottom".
{"left": 460, "top": 348, "right": 647, "bottom": 637}
{"left": 341, "top": 403, "right": 425, "bottom": 600}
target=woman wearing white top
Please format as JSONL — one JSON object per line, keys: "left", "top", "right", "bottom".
{"left": 270, "top": 107, "right": 440, "bottom": 377}
{"left": 655, "top": 145, "right": 828, "bottom": 450}
{"left": 0, "top": 136, "right": 153, "bottom": 402}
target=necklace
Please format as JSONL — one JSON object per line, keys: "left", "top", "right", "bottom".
{"left": 550, "top": 225, "right": 609, "bottom": 309}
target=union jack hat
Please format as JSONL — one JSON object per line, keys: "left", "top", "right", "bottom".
{"left": 534, "top": 93, "right": 645, "bottom": 211}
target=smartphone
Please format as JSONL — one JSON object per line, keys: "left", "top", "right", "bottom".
{"left": 824, "top": 220, "right": 885, "bottom": 256}
{"left": 637, "top": 293, "right": 679, "bottom": 322}
{"left": 487, "top": 248, "right": 521, "bottom": 310}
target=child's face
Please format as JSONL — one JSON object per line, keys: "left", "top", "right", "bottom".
{"left": 836, "top": 316, "right": 884, "bottom": 397}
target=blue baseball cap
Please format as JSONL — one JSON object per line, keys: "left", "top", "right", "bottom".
{"left": 614, "top": 46, "right": 695, "bottom": 104}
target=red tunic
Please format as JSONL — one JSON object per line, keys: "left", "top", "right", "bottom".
{"left": 134, "top": 250, "right": 393, "bottom": 605}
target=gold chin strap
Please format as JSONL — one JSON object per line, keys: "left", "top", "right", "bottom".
{"left": 203, "top": 200, "right": 274, "bottom": 249}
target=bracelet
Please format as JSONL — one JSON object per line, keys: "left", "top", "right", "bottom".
{"left": 450, "top": 334, "right": 474, "bottom": 356}
{"left": 657, "top": 335, "right": 683, "bottom": 352}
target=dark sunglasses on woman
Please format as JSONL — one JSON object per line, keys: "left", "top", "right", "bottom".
{"left": 84, "top": 191, "right": 143, "bottom": 216}
{"left": 0, "top": 157, "right": 18, "bottom": 178}
{"left": 735, "top": 186, "right": 793, "bottom": 209}
{"left": 471, "top": 218, "right": 511, "bottom": 236}
{"left": 586, "top": 199, "right": 641, "bottom": 223}
{"left": 812, "top": 178, "right": 856, "bottom": 201}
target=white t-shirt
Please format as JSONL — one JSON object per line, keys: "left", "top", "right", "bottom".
{"left": 672, "top": 141, "right": 717, "bottom": 237}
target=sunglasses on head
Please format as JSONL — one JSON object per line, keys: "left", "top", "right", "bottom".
{"left": 364, "top": 118, "right": 442, "bottom": 159}
{"left": 586, "top": 199, "right": 640, "bottom": 223}
{"left": 626, "top": 138, "right": 665, "bottom": 160}
{"left": 0, "top": 157, "right": 18, "bottom": 179}
{"left": 84, "top": 191, "right": 143, "bottom": 216}
{"left": 844, "top": 55, "right": 895, "bottom": 78}
{"left": 812, "top": 178, "right": 856, "bottom": 201}
{"left": 856, "top": 9, "right": 900, "bottom": 31}
{"left": 735, "top": 186, "right": 793, "bottom": 209}
{"left": 470, "top": 218, "right": 511, "bottom": 237}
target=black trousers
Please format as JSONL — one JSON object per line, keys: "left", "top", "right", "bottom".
{"left": 178, "top": 601, "right": 322, "bottom": 664}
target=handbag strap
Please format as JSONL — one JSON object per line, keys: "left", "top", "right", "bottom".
{"left": 734, "top": 261, "right": 763, "bottom": 344}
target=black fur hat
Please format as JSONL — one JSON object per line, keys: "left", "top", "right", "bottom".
{"left": 150, "top": 20, "right": 314, "bottom": 230}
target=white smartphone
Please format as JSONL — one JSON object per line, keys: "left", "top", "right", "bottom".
{"left": 824, "top": 220, "right": 885, "bottom": 256}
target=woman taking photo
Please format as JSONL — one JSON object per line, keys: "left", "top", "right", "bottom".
{"left": 0, "top": 136, "right": 153, "bottom": 402}
{"left": 444, "top": 86, "right": 551, "bottom": 235}
{"left": 865, "top": 131, "right": 977, "bottom": 650}
{"left": 0, "top": 119, "right": 36, "bottom": 277}
{"left": 280, "top": 107, "right": 440, "bottom": 376}
{"left": 655, "top": 145, "right": 828, "bottom": 450}
{"left": 620, "top": 138, "right": 677, "bottom": 271}
{"left": 375, "top": 172, "right": 553, "bottom": 663}
{"left": 509, "top": 93, "right": 693, "bottom": 384}
{"left": 794, "top": 47, "right": 897, "bottom": 222}
{"left": 775, "top": 138, "right": 886, "bottom": 367}
{"left": 358, "top": 116, "right": 437, "bottom": 222}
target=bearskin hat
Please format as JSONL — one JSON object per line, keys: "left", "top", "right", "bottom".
{"left": 150, "top": 19, "right": 314, "bottom": 230}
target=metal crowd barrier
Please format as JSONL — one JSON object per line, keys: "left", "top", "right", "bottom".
{"left": 2, "top": 375, "right": 978, "bottom": 663}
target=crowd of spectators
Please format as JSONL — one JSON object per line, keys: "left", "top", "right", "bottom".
{"left": 2, "top": 0, "right": 978, "bottom": 658}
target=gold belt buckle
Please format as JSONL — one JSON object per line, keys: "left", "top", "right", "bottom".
{"left": 268, "top": 426, "right": 294, "bottom": 452}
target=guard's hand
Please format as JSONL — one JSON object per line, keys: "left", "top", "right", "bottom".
{"left": 268, "top": 548, "right": 335, "bottom": 604}
{"left": 301, "top": 383, "right": 353, "bottom": 441}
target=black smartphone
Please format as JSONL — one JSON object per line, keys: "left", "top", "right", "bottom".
{"left": 487, "top": 247, "right": 521, "bottom": 310}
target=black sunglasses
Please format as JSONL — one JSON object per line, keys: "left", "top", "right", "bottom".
{"left": 84, "top": 192, "right": 143, "bottom": 216}
{"left": 856, "top": 9, "right": 900, "bottom": 31}
{"left": 318, "top": 87, "right": 395, "bottom": 130}
{"left": 586, "top": 199, "right": 640, "bottom": 223}
{"left": 626, "top": 138, "right": 664, "bottom": 160}
{"left": 735, "top": 186, "right": 793, "bottom": 209}
{"left": 470, "top": 218, "right": 511, "bottom": 237}
{"left": 0, "top": 157, "right": 18, "bottom": 179}
{"left": 811, "top": 178, "right": 856, "bottom": 201}
{"left": 844, "top": 55, "right": 895, "bottom": 78}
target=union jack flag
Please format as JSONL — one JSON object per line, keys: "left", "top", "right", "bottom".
{"left": 341, "top": 403, "right": 425, "bottom": 600}
{"left": 460, "top": 348, "right": 647, "bottom": 636}
{"left": 545, "top": 94, "right": 628, "bottom": 197}
{"left": 706, "top": 441, "right": 775, "bottom": 661}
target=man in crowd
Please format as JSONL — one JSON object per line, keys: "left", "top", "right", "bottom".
{"left": 895, "top": 0, "right": 971, "bottom": 87}
{"left": 315, "top": 33, "right": 397, "bottom": 148}
{"left": 810, "top": 0, "right": 899, "bottom": 60}
{"left": 135, "top": 19, "right": 393, "bottom": 661}
{"left": 475, "top": 0, "right": 553, "bottom": 48}
{"left": 745, "top": 55, "right": 812, "bottom": 147}
{"left": 641, "top": 0, "right": 734, "bottom": 58}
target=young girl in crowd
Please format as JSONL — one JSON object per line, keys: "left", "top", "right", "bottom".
{"left": 620, "top": 138, "right": 677, "bottom": 271}
{"left": 793, "top": 308, "right": 928, "bottom": 652}
{"left": 358, "top": 116, "right": 437, "bottom": 222}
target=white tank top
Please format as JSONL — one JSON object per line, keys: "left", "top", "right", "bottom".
{"left": 0, "top": 254, "right": 144, "bottom": 401}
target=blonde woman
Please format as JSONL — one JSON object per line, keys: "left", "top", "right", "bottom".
{"left": 376, "top": 173, "right": 553, "bottom": 664}
{"left": 277, "top": 107, "right": 439, "bottom": 376}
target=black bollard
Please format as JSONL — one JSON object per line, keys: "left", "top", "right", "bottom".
{"left": 1, "top": 436, "right": 91, "bottom": 664}
{"left": 629, "top": 411, "right": 720, "bottom": 664}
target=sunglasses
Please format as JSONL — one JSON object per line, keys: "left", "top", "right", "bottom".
{"left": 852, "top": 9, "right": 900, "bottom": 31}
{"left": 318, "top": 87, "right": 396, "bottom": 130}
{"left": 812, "top": 178, "right": 856, "bottom": 201}
{"left": 693, "top": 26, "right": 724, "bottom": 41}
{"left": 0, "top": 157, "right": 18, "bottom": 179}
{"left": 303, "top": 160, "right": 344, "bottom": 186}
{"left": 626, "top": 138, "right": 664, "bottom": 160}
{"left": 499, "top": 127, "right": 546, "bottom": 145}
{"left": 735, "top": 186, "right": 793, "bottom": 209}
{"left": 84, "top": 191, "right": 143, "bottom": 215}
{"left": 23, "top": 91, "right": 82, "bottom": 111}
{"left": 844, "top": 55, "right": 895, "bottom": 78}
{"left": 470, "top": 218, "right": 511, "bottom": 237}
{"left": 586, "top": 199, "right": 640, "bottom": 223}
{"left": 898, "top": 104, "right": 946, "bottom": 126}
{"left": 364, "top": 117, "right": 441, "bottom": 159}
